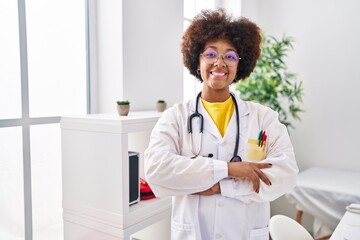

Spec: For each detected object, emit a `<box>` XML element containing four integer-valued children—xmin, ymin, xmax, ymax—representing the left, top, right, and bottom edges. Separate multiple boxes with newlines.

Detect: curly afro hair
<box><xmin>181</xmin><ymin>9</ymin><xmax>261</xmax><ymax>83</ymax></box>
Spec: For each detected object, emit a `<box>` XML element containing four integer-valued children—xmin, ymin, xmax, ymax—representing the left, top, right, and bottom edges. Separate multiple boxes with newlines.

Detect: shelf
<box><xmin>61</xmin><ymin>112</ymin><xmax>170</xmax><ymax>239</ymax></box>
<box><xmin>61</xmin><ymin>111</ymin><xmax>162</xmax><ymax>134</ymax></box>
<box><xmin>63</xmin><ymin>197</ymin><xmax>171</xmax><ymax>237</ymax></box>
<box><xmin>126</xmin><ymin>197</ymin><xmax>171</xmax><ymax>227</ymax></box>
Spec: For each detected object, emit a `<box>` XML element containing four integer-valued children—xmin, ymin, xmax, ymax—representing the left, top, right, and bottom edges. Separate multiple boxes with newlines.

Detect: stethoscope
<box><xmin>187</xmin><ymin>92</ymin><xmax>241</xmax><ymax>161</ymax></box>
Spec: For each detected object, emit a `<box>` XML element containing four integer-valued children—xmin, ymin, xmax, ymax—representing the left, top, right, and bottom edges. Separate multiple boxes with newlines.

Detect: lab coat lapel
<box><xmin>235</xmin><ymin>94</ymin><xmax>250</xmax><ymax>119</ymax></box>
<box><xmin>197</xmin><ymin>99</ymin><xmax>222</xmax><ymax>139</ymax></box>
<box><xmin>223</xmin><ymin>94</ymin><xmax>250</xmax><ymax>156</ymax></box>
<box><xmin>223</xmin><ymin>111</ymin><xmax>236</xmax><ymax>140</ymax></box>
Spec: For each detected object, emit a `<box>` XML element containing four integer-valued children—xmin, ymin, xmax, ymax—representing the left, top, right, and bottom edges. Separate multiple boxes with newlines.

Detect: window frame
<box><xmin>0</xmin><ymin>0</ymin><xmax>90</xmax><ymax>238</ymax></box>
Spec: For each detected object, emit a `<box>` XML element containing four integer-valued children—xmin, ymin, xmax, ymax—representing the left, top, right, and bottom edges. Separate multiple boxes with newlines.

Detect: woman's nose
<box><xmin>214</xmin><ymin>55</ymin><xmax>226</xmax><ymax>67</ymax></box>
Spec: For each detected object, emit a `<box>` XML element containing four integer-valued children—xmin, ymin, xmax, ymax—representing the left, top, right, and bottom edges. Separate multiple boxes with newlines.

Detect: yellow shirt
<box><xmin>201</xmin><ymin>97</ymin><xmax>234</xmax><ymax>137</ymax></box>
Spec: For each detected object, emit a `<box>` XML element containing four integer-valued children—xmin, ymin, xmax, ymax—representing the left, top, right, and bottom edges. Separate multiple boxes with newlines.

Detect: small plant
<box><xmin>157</xmin><ymin>100</ymin><xmax>166</xmax><ymax>103</ymax></box>
<box><xmin>236</xmin><ymin>33</ymin><xmax>304</xmax><ymax>129</ymax></box>
<box><xmin>116</xmin><ymin>100</ymin><xmax>130</xmax><ymax>105</ymax></box>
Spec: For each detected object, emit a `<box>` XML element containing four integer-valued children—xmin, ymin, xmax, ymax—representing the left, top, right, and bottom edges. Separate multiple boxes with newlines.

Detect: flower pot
<box><xmin>117</xmin><ymin>104</ymin><xmax>130</xmax><ymax>116</ymax></box>
<box><xmin>156</xmin><ymin>102</ymin><xmax>167</xmax><ymax>112</ymax></box>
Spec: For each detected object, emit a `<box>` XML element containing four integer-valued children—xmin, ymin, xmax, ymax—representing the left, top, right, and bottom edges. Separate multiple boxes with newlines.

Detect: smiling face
<box><xmin>198</xmin><ymin>39</ymin><xmax>239</xmax><ymax>102</ymax></box>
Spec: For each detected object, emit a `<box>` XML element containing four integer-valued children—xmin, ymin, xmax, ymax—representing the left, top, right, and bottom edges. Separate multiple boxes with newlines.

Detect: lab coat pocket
<box><xmin>250</xmin><ymin>226</ymin><xmax>269</xmax><ymax>240</ymax></box>
<box><xmin>247</xmin><ymin>139</ymin><xmax>266</xmax><ymax>161</ymax></box>
<box><xmin>171</xmin><ymin>220</ymin><xmax>196</xmax><ymax>240</ymax></box>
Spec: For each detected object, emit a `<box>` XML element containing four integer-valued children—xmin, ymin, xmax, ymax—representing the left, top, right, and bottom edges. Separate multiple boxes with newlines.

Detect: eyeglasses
<box><xmin>200</xmin><ymin>50</ymin><xmax>240</xmax><ymax>66</ymax></box>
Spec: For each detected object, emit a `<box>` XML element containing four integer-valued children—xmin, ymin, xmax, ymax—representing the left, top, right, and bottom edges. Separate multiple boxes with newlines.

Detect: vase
<box><xmin>156</xmin><ymin>102</ymin><xmax>167</xmax><ymax>112</ymax></box>
<box><xmin>117</xmin><ymin>104</ymin><xmax>130</xmax><ymax>116</ymax></box>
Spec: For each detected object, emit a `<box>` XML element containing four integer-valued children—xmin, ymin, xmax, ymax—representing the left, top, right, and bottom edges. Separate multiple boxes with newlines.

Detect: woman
<box><xmin>145</xmin><ymin>9</ymin><xmax>298</xmax><ymax>240</ymax></box>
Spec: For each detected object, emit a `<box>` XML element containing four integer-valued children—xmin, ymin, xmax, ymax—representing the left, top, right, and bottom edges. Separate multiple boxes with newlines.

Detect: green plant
<box><xmin>116</xmin><ymin>100</ymin><xmax>130</xmax><ymax>105</ymax></box>
<box><xmin>157</xmin><ymin>100</ymin><xmax>166</xmax><ymax>103</ymax></box>
<box><xmin>236</xmin><ymin>33</ymin><xmax>304</xmax><ymax>129</ymax></box>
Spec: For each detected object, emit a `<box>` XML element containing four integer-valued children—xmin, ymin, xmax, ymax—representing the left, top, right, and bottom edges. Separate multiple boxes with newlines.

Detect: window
<box><xmin>0</xmin><ymin>1</ymin><xmax>22</xmax><ymax>119</ymax></box>
<box><xmin>26</xmin><ymin>0</ymin><xmax>87</xmax><ymax>118</ymax></box>
<box><xmin>0</xmin><ymin>1</ymin><xmax>88</xmax><ymax>239</ymax></box>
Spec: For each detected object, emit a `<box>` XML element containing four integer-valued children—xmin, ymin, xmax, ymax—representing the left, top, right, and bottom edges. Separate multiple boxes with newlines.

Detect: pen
<box><xmin>258</xmin><ymin>130</ymin><xmax>263</xmax><ymax>146</ymax></box>
<box><xmin>261</xmin><ymin>131</ymin><xmax>267</xmax><ymax>148</ymax></box>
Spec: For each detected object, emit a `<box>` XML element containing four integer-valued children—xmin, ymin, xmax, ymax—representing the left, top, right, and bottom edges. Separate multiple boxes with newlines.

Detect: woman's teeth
<box><xmin>211</xmin><ymin>72</ymin><xmax>226</xmax><ymax>76</ymax></box>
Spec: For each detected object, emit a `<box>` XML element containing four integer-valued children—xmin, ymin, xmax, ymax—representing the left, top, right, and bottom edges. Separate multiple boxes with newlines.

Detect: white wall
<box><xmin>95</xmin><ymin>0</ymin><xmax>124</xmax><ymax>113</ymax></box>
<box><xmin>242</xmin><ymin>0</ymin><xmax>360</xmax><ymax>232</ymax></box>
<box><xmin>122</xmin><ymin>0</ymin><xmax>184</xmax><ymax>111</ymax></box>
<box><xmin>95</xmin><ymin>0</ymin><xmax>183</xmax><ymax>113</ymax></box>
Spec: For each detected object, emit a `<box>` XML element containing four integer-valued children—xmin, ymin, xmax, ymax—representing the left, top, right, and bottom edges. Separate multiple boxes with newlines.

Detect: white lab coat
<box><xmin>144</xmin><ymin>93</ymin><xmax>298</xmax><ymax>240</ymax></box>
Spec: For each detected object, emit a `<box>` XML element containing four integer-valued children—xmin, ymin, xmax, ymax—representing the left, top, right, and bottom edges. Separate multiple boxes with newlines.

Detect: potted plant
<box><xmin>236</xmin><ymin>33</ymin><xmax>304</xmax><ymax>129</ymax></box>
<box><xmin>156</xmin><ymin>100</ymin><xmax>167</xmax><ymax>112</ymax></box>
<box><xmin>116</xmin><ymin>100</ymin><xmax>130</xmax><ymax>116</ymax></box>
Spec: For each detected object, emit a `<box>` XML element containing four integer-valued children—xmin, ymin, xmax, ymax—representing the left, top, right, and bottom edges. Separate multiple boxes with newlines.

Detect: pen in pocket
<box><xmin>261</xmin><ymin>131</ymin><xmax>267</xmax><ymax>148</ymax></box>
<box><xmin>257</xmin><ymin>130</ymin><xmax>263</xmax><ymax>146</ymax></box>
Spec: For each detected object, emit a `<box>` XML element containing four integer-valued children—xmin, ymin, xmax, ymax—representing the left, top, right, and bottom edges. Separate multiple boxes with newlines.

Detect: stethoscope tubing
<box><xmin>188</xmin><ymin>93</ymin><xmax>204</xmax><ymax>134</ymax></box>
<box><xmin>188</xmin><ymin>92</ymin><xmax>240</xmax><ymax>158</ymax></box>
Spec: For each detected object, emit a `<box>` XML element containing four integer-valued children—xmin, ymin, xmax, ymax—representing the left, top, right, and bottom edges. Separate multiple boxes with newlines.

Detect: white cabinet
<box><xmin>60</xmin><ymin>112</ymin><xmax>171</xmax><ymax>240</ymax></box>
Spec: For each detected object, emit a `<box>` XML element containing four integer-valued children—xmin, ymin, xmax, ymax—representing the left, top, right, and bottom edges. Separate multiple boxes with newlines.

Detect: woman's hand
<box><xmin>227</xmin><ymin>162</ymin><xmax>272</xmax><ymax>193</ymax></box>
<box><xmin>193</xmin><ymin>182</ymin><xmax>221</xmax><ymax>195</ymax></box>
